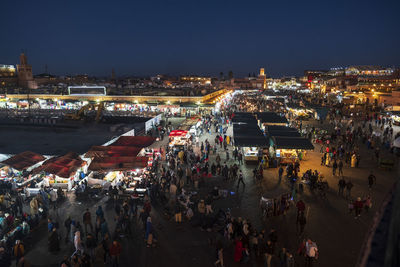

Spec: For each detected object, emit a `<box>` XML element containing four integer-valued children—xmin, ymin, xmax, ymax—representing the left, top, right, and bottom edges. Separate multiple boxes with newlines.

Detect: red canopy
<box><xmin>85</xmin><ymin>146</ymin><xmax>142</xmax><ymax>158</ymax></box>
<box><xmin>32</xmin><ymin>152</ymin><xmax>84</xmax><ymax>178</ymax></box>
<box><xmin>88</xmin><ymin>156</ymin><xmax>148</xmax><ymax>172</ymax></box>
<box><xmin>113</xmin><ymin>136</ymin><xmax>156</xmax><ymax>147</ymax></box>
<box><xmin>169</xmin><ymin>130</ymin><xmax>188</xmax><ymax>137</ymax></box>
<box><xmin>2</xmin><ymin>151</ymin><xmax>45</xmax><ymax>171</ymax></box>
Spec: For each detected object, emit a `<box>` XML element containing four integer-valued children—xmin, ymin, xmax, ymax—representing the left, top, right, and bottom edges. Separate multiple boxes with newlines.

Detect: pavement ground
<box><xmin>20</xmin><ymin>117</ymin><xmax>399</xmax><ymax>267</ymax></box>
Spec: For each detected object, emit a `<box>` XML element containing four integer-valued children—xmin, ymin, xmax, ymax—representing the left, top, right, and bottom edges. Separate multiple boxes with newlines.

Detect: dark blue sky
<box><xmin>1</xmin><ymin>0</ymin><xmax>399</xmax><ymax>77</ymax></box>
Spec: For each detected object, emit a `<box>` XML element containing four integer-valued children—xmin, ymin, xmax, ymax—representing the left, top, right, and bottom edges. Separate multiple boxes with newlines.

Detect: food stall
<box><xmin>233</xmin><ymin>123</ymin><xmax>269</xmax><ymax>163</ymax></box>
<box><xmin>390</xmin><ymin>111</ymin><xmax>400</xmax><ymax>126</ymax></box>
<box><xmin>179</xmin><ymin>116</ymin><xmax>202</xmax><ymax>135</ymax></box>
<box><xmin>141</xmin><ymin>148</ymin><xmax>161</xmax><ymax>168</ymax></box>
<box><xmin>88</xmin><ymin>156</ymin><xmax>149</xmax><ymax>199</ymax></box>
<box><xmin>31</xmin><ymin>152</ymin><xmax>86</xmax><ymax>191</ymax></box>
<box><xmin>270</xmin><ymin>136</ymin><xmax>314</xmax><ymax>164</ymax></box>
<box><xmin>0</xmin><ymin>151</ymin><xmax>47</xmax><ymax>186</ymax></box>
<box><xmin>256</xmin><ymin>112</ymin><xmax>288</xmax><ymax>130</ymax></box>
<box><xmin>169</xmin><ymin>130</ymin><xmax>191</xmax><ymax>150</ymax></box>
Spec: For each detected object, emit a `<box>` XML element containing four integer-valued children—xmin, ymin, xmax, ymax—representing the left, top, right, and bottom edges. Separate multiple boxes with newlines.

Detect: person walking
<box><xmin>354</xmin><ymin>197</ymin><xmax>364</xmax><ymax>218</ymax></box>
<box><xmin>50</xmin><ymin>189</ymin><xmax>58</xmax><ymax>211</ymax></box>
<box><xmin>214</xmin><ymin>246</ymin><xmax>224</xmax><ymax>267</ymax></box>
<box><xmin>238</xmin><ymin>152</ymin><xmax>243</xmax><ymax>165</ymax></box>
<box><xmin>82</xmin><ymin>208</ymin><xmax>93</xmax><ymax>235</ymax></box>
<box><xmin>286</xmin><ymin>251</ymin><xmax>295</xmax><ymax>267</ymax></box>
<box><xmin>368</xmin><ymin>171</ymin><xmax>376</xmax><ymax>190</ymax></box>
<box><xmin>48</xmin><ymin>228</ymin><xmax>60</xmax><ymax>253</ymax></box>
<box><xmin>233</xmin><ymin>237</ymin><xmax>244</xmax><ymax>263</ymax></box>
<box><xmin>205</xmin><ymin>195</ymin><xmax>213</xmax><ymax>215</ymax></box>
<box><xmin>74</xmin><ymin>231</ymin><xmax>84</xmax><ymax>254</ymax></box>
<box><xmin>297</xmin><ymin>213</ymin><xmax>306</xmax><ymax>234</ymax></box>
<box><xmin>85</xmin><ymin>232</ymin><xmax>96</xmax><ymax>262</ymax></box>
<box><xmin>264</xmin><ymin>240</ymin><xmax>274</xmax><ymax>267</ymax></box>
<box><xmin>15</xmin><ymin>193</ymin><xmax>24</xmax><ymax>216</ymax></box>
<box><xmin>109</xmin><ymin>240</ymin><xmax>122</xmax><ymax>267</ymax></box>
<box><xmin>305</xmin><ymin>239</ymin><xmax>318</xmax><ymax>267</ymax></box>
<box><xmin>338</xmin><ymin>177</ymin><xmax>346</xmax><ymax>196</ymax></box>
<box><xmin>338</xmin><ymin>160</ymin><xmax>344</xmax><ymax>176</ymax></box>
<box><xmin>296</xmin><ymin>200</ymin><xmax>306</xmax><ymax>220</ymax></box>
<box><xmin>364</xmin><ymin>195</ymin><xmax>372</xmax><ymax>212</ymax></box>
<box><xmin>278</xmin><ymin>166</ymin><xmax>284</xmax><ymax>180</ymax></box>
<box><xmin>237</xmin><ymin>170</ymin><xmax>245</xmax><ymax>189</ymax></box>
<box><xmin>345</xmin><ymin>180</ymin><xmax>353</xmax><ymax>199</ymax></box>
<box><xmin>29</xmin><ymin>197</ymin><xmax>38</xmax><ymax>217</ymax></box>
<box><xmin>332</xmin><ymin>160</ymin><xmax>337</xmax><ymax>176</ymax></box>
<box><xmin>96</xmin><ymin>206</ymin><xmax>104</xmax><ymax>220</ymax></box>
<box><xmin>174</xmin><ymin>202</ymin><xmax>182</xmax><ymax>223</ymax></box>
<box><xmin>64</xmin><ymin>217</ymin><xmax>71</xmax><ymax>243</ymax></box>
<box><xmin>13</xmin><ymin>240</ymin><xmax>24</xmax><ymax>266</ymax></box>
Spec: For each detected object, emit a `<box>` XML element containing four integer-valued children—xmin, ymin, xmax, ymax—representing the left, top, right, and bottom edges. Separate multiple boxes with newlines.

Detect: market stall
<box><xmin>233</xmin><ymin>123</ymin><xmax>269</xmax><ymax>163</ymax></box>
<box><xmin>270</xmin><ymin>136</ymin><xmax>314</xmax><ymax>164</ymax></box>
<box><xmin>256</xmin><ymin>112</ymin><xmax>288</xmax><ymax>129</ymax></box>
<box><xmin>179</xmin><ymin>116</ymin><xmax>202</xmax><ymax>135</ymax></box>
<box><xmin>286</xmin><ymin>103</ymin><xmax>314</xmax><ymax>120</ymax></box>
<box><xmin>111</xmin><ymin>136</ymin><xmax>156</xmax><ymax>148</ymax></box>
<box><xmin>31</xmin><ymin>152</ymin><xmax>85</xmax><ymax>191</ymax></box>
<box><xmin>169</xmin><ymin>130</ymin><xmax>192</xmax><ymax>150</ymax></box>
<box><xmin>85</xmin><ymin>146</ymin><xmax>143</xmax><ymax>158</ymax></box>
<box><xmin>1</xmin><ymin>151</ymin><xmax>46</xmax><ymax>186</ymax></box>
<box><xmin>390</xmin><ymin>111</ymin><xmax>400</xmax><ymax>126</ymax></box>
<box><xmin>88</xmin><ymin>156</ymin><xmax>149</xmax><ymax>198</ymax></box>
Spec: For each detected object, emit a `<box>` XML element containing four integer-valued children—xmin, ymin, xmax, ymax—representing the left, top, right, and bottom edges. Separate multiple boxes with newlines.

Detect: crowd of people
<box><xmin>0</xmin><ymin>90</ymin><xmax>398</xmax><ymax>267</ymax></box>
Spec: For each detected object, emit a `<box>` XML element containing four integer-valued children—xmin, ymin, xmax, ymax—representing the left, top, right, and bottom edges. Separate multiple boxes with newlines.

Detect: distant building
<box><xmin>258</xmin><ymin>68</ymin><xmax>266</xmax><ymax>89</ymax></box>
<box><xmin>180</xmin><ymin>76</ymin><xmax>212</xmax><ymax>85</ymax></box>
<box><xmin>259</xmin><ymin>68</ymin><xmax>265</xmax><ymax>77</ymax></box>
<box><xmin>0</xmin><ymin>64</ymin><xmax>18</xmax><ymax>88</ymax></box>
<box><xmin>0</xmin><ymin>64</ymin><xmax>16</xmax><ymax>77</ymax></box>
<box><xmin>17</xmin><ymin>53</ymin><xmax>37</xmax><ymax>89</ymax></box>
<box><xmin>345</xmin><ymin>66</ymin><xmax>394</xmax><ymax>76</ymax></box>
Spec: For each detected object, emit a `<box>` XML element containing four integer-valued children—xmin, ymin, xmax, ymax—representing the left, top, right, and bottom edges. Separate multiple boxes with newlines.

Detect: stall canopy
<box><xmin>85</xmin><ymin>146</ymin><xmax>142</xmax><ymax>158</ymax></box>
<box><xmin>266</xmin><ymin>126</ymin><xmax>298</xmax><ymax>132</ymax></box>
<box><xmin>273</xmin><ymin>137</ymin><xmax>314</xmax><ymax>150</ymax></box>
<box><xmin>233</xmin><ymin>121</ymin><xmax>268</xmax><ymax>147</ymax></box>
<box><xmin>232</xmin><ymin>112</ymin><xmax>258</xmax><ymax>124</ymax></box>
<box><xmin>266</xmin><ymin>126</ymin><xmax>301</xmax><ymax>138</ymax></box>
<box><xmin>234</xmin><ymin>136</ymin><xmax>269</xmax><ymax>147</ymax></box>
<box><xmin>169</xmin><ymin>130</ymin><xmax>189</xmax><ymax>137</ymax></box>
<box><xmin>1</xmin><ymin>151</ymin><xmax>45</xmax><ymax>171</ymax></box>
<box><xmin>32</xmin><ymin>152</ymin><xmax>83</xmax><ymax>178</ymax></box>
<box><xmin>112</xmin><ymin>136</ymin><xmax>156</xmax><ymax>148</ymax></box>
<box><xmin>88</xmin><ymin>156</ymin><xmax>148</xmax><ymax>172</ymax></box>
<box><xmin>233</xmin><ymin>123</ymin><xmax>264</xmax><ymax>137</ymax></box>
<box><xmin>256</xmin><ymin>112</ymin><xmax>288</xmax><ymax>124</ymax></box>
<box><xmin>268</xmin><ymin>131</ymin><xmax>301</xmax><ymax>137</ymax></box>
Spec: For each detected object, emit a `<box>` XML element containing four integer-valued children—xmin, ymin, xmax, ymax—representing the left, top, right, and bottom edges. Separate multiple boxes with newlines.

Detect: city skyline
<box><xmin>1</xmin><ymin>0</ymin><xmax>400</xmax><ymax>77</ymax></box>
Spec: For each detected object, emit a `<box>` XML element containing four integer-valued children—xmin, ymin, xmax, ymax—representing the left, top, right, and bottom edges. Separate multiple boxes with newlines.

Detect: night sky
<box><xmin>1</xmin><ymin>0</ymin><xmax>399</xmax><ymax>77</ymax></box>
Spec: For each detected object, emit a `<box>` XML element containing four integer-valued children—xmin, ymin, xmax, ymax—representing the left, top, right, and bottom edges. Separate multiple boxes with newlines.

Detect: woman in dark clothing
<box><xmin>48</xmin><ymin>228</ymin><xmax>60</xmax><ymax>252</ymax></box>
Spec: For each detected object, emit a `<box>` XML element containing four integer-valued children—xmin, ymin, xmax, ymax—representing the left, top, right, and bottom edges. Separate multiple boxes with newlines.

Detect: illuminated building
<box><xmin>258</xmin><ymin>68</ymin><xmax>266</xmax><ymax>89</ymax></box>
<box><xmin>0</xmin><ymin>64</ymin><xmax>18</xmax><ymax>88</ymax></box>
<box><xmin>180</xmin><ymin>76</ymin><xmax>212</xmax><ymax>85</ymax></box>
<box><xmin>0</xmin><ymin>64</ymin><xmax>16</xmax><ymax>77</ymax></box>
<box><xmin>259</xmin><ymin>68</ymin><xmax>265</xmax><ymax>77</ymax></box>
<box><xmin>17</xmin><ymin>53</ymin><xmax>37</xmax><ymax>89</ymax></box>
<box><xmin>345</xmin><ymin>66</ymin><xmax>394</xmax><ymax>76</ymax></box>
